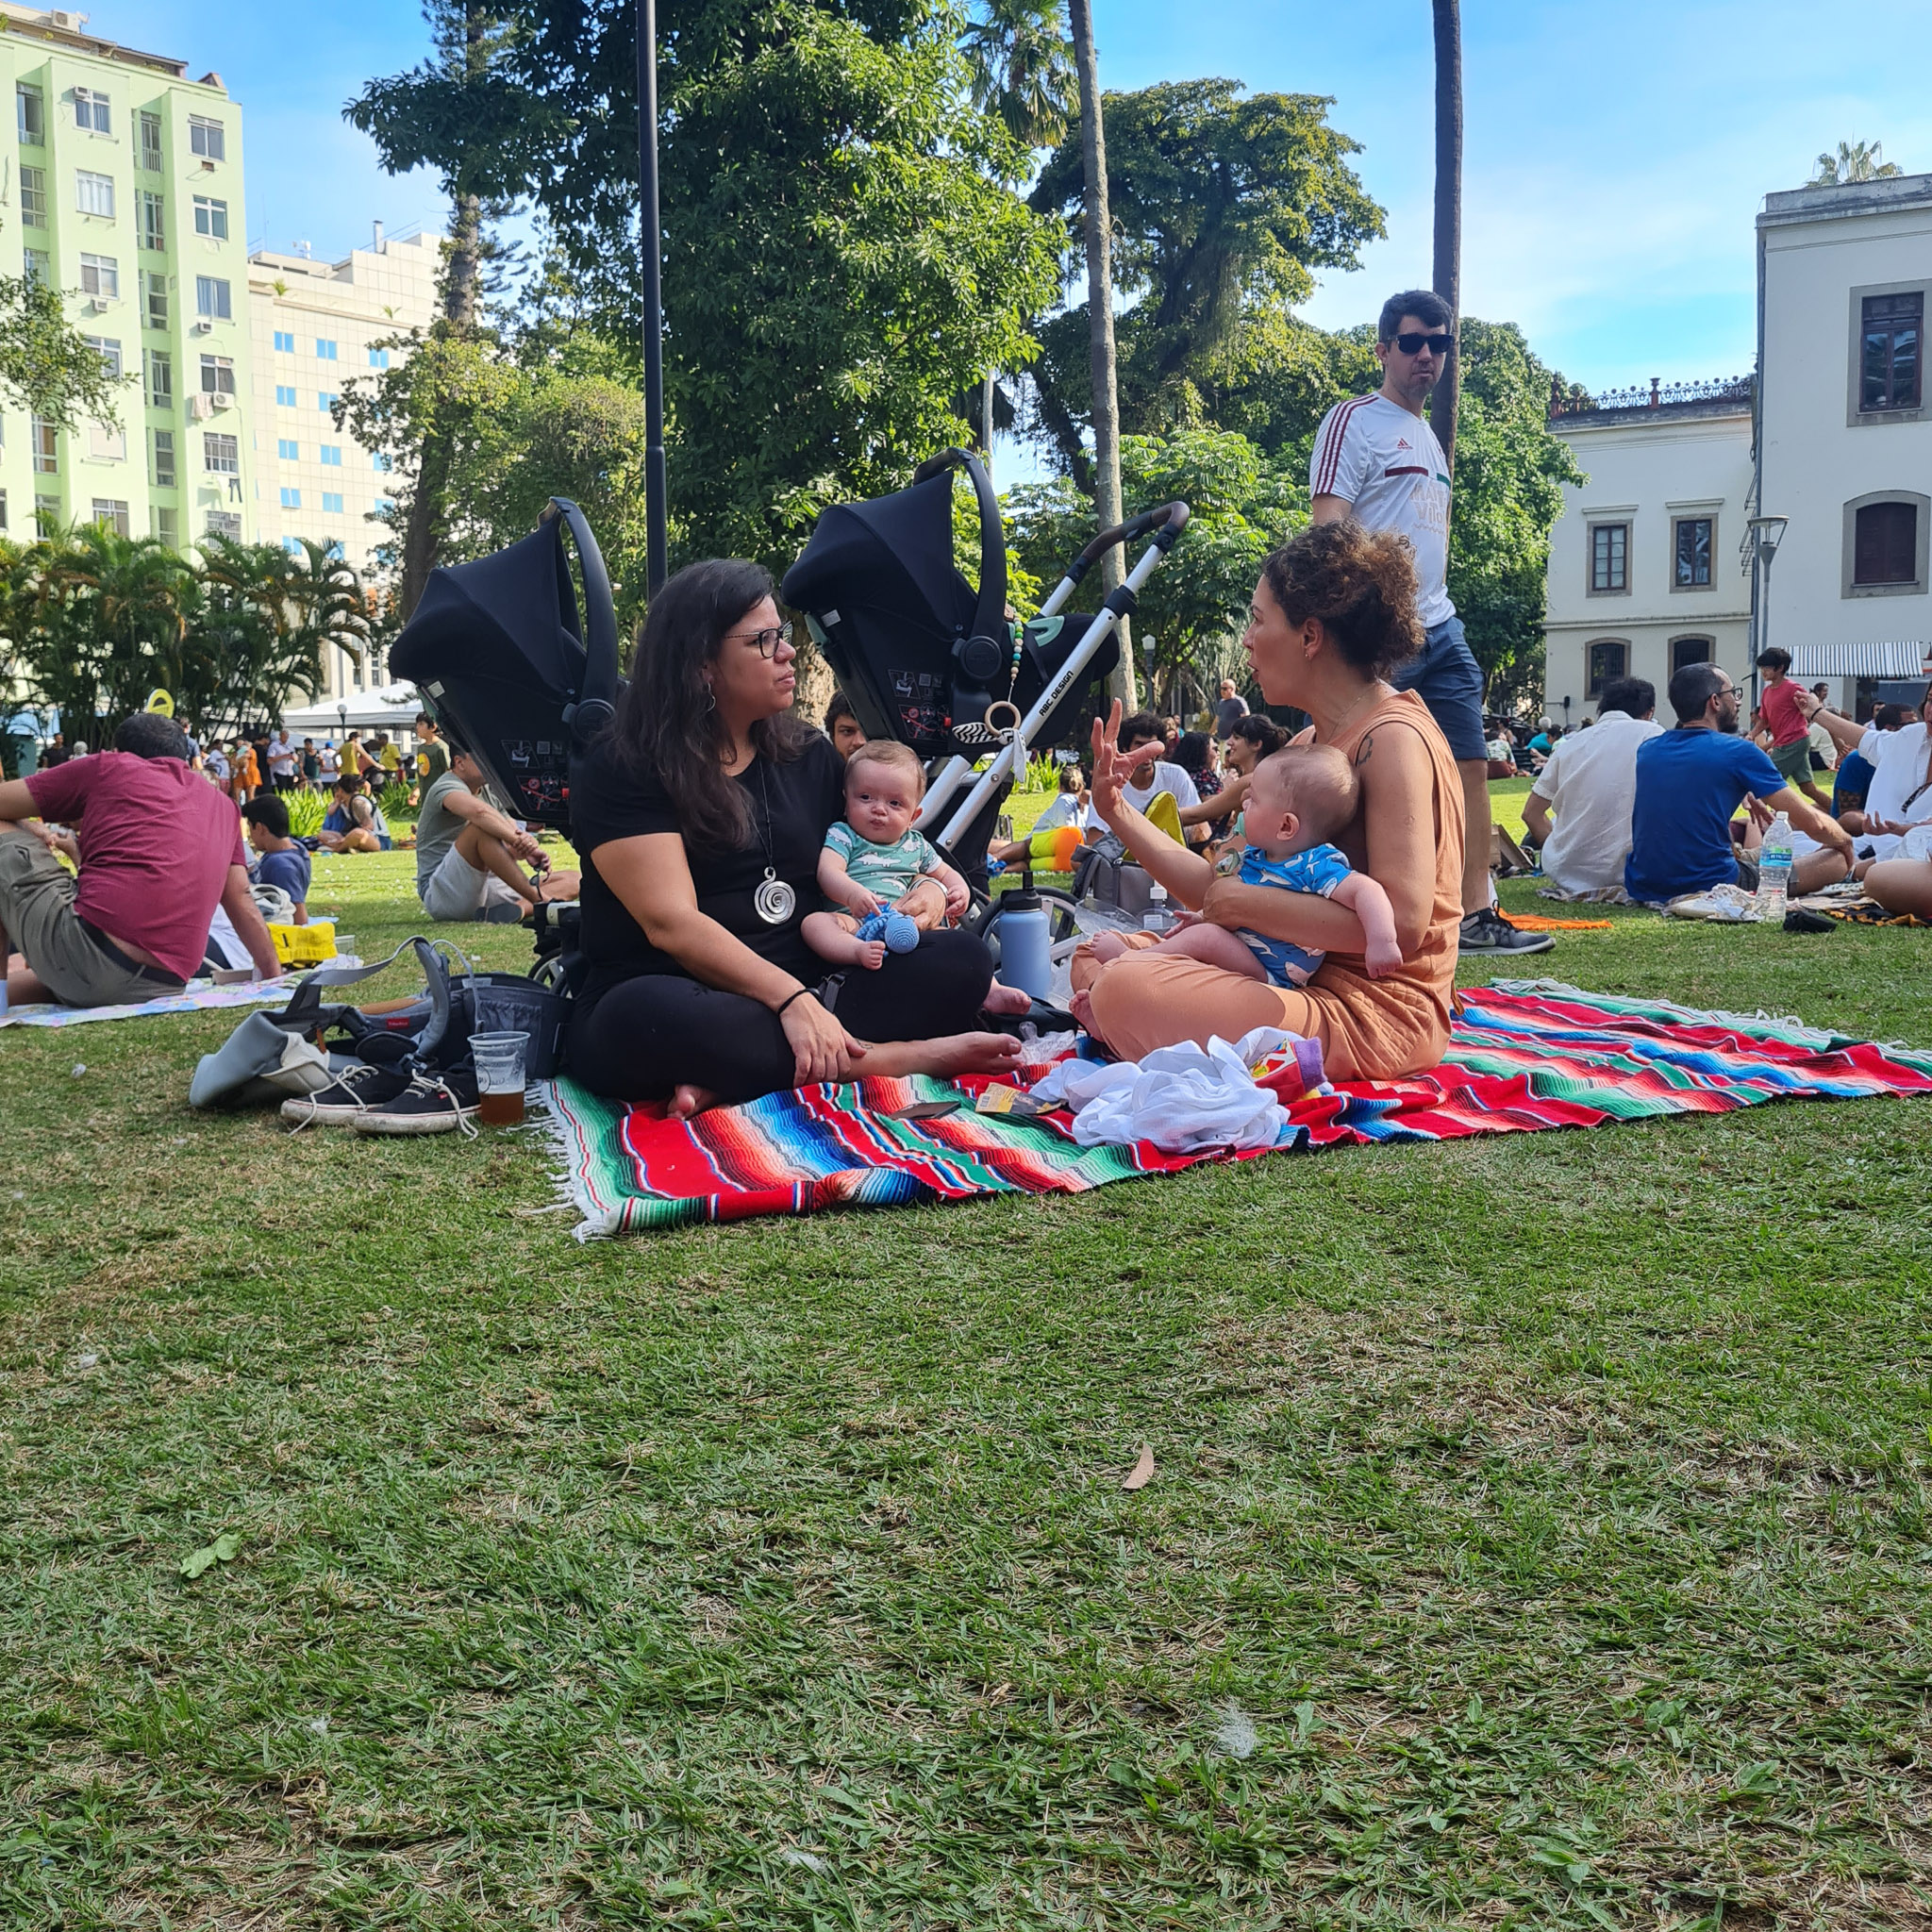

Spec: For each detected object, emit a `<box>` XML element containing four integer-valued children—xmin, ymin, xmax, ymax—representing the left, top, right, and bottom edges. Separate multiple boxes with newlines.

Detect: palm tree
<box><xmin>1810</xmin><ymin>140</ymin><xmax>1903</xmax><ymax>186</ymax></box>
<box><xmin>961</xmin><ymin>0</ymin><xmax>1075</xmax><ymax>152</ymax></box>
<box><xmin>1066</xmin><ymin>0</ymin><xmax>1135</xmax><ymax>705</ymax></box>
<box><xmin>16</xmin><ymin>524</ymin><xmax>194</xmax><ymax>741</ymax></box>
<box><xmin>193</xmin><ymin>535</ymin><xmax>335</xmax><ymax>736</ymax></box>
<box><xmin>1430</xmin><ymin>0</ymin><xmax>1462</xmax><ymax>469</ymax></box>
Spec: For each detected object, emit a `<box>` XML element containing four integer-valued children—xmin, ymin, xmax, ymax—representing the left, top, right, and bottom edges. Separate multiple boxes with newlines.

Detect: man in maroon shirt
<box><xmin>0</xmin><ymin>712</ymin><xmax>281</xmax><ymax>1006</ymax></box>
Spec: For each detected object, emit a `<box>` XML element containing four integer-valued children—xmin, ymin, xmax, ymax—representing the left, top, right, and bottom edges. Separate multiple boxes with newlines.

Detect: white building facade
<box><xmin>246</xmin><ymin>226</ymin><xmax>440</xmax><ymax>699</ymax></box>
<box><xmin>1757</xmin><ymin>174</ymin><xmax>1932</xmax><ymax>699</ymax></box>
<box><xmin>1542</xmin><ymin>384</ymin><xmax>1756</xmax><ymax>723</ymax></box>
<box><xmin>1542</xmin><ymin>169</ymin><xmax>1932</xmax><ymax>722</ymax></box>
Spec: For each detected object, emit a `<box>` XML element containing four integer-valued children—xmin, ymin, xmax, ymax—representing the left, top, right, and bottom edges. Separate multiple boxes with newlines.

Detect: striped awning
<box><xmin>1788</xmin><ymin>641</ymin><xmax>1930</xmax><ymax>677</ymax></box>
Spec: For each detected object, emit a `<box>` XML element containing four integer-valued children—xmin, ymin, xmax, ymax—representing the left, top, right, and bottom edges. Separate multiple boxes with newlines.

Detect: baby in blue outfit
<box><xmin>1098</xmin><ymin>744</ymin><xmax>1403</xmax><ymax>985</ymax></box>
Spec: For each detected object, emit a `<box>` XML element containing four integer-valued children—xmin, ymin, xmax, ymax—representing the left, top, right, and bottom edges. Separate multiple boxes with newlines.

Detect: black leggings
<box><xmin>566</xmin><ymin>929</ymin><xmax>995</xmax><ymax>1106</ymax></box>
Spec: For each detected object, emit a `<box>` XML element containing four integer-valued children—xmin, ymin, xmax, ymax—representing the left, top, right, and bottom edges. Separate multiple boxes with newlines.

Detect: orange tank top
<box><xmin>1304</xmin><ymin>686</ymin><xmax>1465</xmax><ymax>1079</ymax></box>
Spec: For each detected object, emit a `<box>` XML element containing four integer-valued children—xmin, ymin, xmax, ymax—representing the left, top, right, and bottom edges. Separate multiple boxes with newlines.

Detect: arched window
<box><xmin>1586</xmin><ymin>640</ymin><xmax>1629</xmax><ymax>697</ymax></box>
<box><xmin>1843</xmin><ymin>492</ymin><xmax>1929</xmax><ymax>596</ymax></box>
<box><xmin>1670</xmin><ymin>637</ymin><xmax>1713</xmax><ymax>675</ymax></box>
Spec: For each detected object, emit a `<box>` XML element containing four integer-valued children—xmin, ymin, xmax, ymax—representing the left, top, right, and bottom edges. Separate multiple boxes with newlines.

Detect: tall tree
<box><xmin>1430</xmin><ymin>0</ymin><xmax>1462</xmax><ymax>467</ymax></box>
<box><xmin>453</xmin><ymin>0</ymin><xmax>1059</xmax><ymax>575</ymax></box>
<box><xmin>1065</xmin><ymin>0</ymin><xmax>1132</xmax><ymax>703</ymax></box>
<box><xmin>1028</xmin><ymin>81</ymin><xmax>1383</xmax><ymax>464</ymax></box>
<box><xmin>0</xmin><ymin>273</ymin><xmax>126</xmax><ymax>431</ymax></box>
<box><xmin>346</xmin><ymin>2</ymin><xmax>550</xmax><ymax>610</ymax></box>
<box><xmin>961</xmin><ymin>0</ymin><xmax>1075</xmax><ymax>151</ymax></box>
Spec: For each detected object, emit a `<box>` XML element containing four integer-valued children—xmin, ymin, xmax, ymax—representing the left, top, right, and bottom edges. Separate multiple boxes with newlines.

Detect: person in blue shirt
<box><xmin>241</xmin><ymin>793</ymin><xmax>313</xmax><ymax>922</ymax></box>
<box><xmin>1625</xmin><ymin>662</ymin><xmax>1854</xmax><ymax>903</ymax></box>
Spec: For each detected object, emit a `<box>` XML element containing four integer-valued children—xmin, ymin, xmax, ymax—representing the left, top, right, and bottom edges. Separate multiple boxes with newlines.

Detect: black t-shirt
<box><xmin>569</xmin><ymin>732</ymin><xmax>846</xmax><ymax>1009</ymax></box>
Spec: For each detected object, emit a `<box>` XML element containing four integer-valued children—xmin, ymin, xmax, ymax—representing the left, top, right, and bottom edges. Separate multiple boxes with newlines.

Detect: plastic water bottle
<box><xmin>1755</xmin><ymin>811</ymin><xmax>1794</xmax><ymax>922</ymax></box>
<box><xmin>1142</xmin><ymin>883</ymin><xmax>1175</xmax><ymax>936</ymax></box>
<box><xmin>998</xmin><ymin>871</ymin><xmax>1052</xmax><ymax>999</ymax></box>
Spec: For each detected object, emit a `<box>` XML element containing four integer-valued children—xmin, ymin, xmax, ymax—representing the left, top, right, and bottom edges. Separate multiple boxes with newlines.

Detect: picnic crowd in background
<box><xmin>3</xmin><ymin>288</ymin><xmax>1931</xmax><ymax>1112</ymax></box>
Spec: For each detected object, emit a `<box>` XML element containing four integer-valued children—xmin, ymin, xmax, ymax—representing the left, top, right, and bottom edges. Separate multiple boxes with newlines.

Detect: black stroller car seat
<box><xmin>390</xmin><ymin>498</ymin><xmax>619</xmax><ymax>834</ymax></box>
<box><xmin>781</xmin><ymin>448</ymin><xmax>1118</xmax><ymax>880</ymax></box>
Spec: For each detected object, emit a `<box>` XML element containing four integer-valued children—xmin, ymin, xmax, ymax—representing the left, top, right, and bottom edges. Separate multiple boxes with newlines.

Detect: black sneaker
<box><xmin>1458</xmin><ymin>907</ymin><xmax>1557</xmax><ymax>956</ymax></box>
<box><xmin>279</xmin><ymin>1061</ymin><xmax>411</xmax><ymax>1127</ymax></box>
<box><xmin>350</xmin><ymin>1068</ymin><xmax>481</xmax><ymax>1136</ymax></box>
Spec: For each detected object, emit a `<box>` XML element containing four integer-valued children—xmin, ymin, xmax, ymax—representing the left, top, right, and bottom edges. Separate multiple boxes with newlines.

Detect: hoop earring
<box><xmin>704</xmin><ymin>684</ymin><xmax>716</xmax><ymax>713</ymax></box>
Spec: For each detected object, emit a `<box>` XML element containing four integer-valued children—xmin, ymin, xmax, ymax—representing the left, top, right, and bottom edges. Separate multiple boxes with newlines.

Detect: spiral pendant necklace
<box><xmin>751</xmin><ymin>759</ymin><xmax>796</xmax><ymax>926</ymax></box>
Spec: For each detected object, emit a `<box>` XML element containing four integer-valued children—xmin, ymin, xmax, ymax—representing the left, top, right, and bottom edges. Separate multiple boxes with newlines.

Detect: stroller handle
<box><xmin>909</xmin><ymin>447</ymin><xmax>1007</xmax><ymax>650</ymax></box>
<box><xmin>1060</xmin><ymin>500</ymin><xmax>1191</xmax><ymax>590</ymax></box>
<box><xmin>541</xmin><ymin>496</ymin><xmax>621</xmax><ymax>741</ymax></box>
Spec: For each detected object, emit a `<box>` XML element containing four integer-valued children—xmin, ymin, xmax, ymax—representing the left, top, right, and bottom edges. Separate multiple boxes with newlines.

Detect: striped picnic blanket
<box><xmin>538</xmin><ymin>980</ymin><xmax>1932</xmax><ymax>1237</ymax></box>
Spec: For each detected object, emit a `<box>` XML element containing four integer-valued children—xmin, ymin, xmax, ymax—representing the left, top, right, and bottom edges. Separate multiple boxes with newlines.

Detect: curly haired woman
<box><xmin>1070</xmin><ymin>520</ymin><xmax>1466</xmax><ymax>1081</ymax></box>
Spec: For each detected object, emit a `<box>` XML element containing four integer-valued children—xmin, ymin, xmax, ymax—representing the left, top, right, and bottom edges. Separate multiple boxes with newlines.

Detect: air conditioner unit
<box><xmin>210</xmin><ymin>391</ymin><xmax>231</xmax><ymax>410</ymax></box>
<box><xmin>200</xmin><ymin>158</ymin><xmax>216</xmax><ymax>173</ymax></box>
<box><xmin>192</xmin><ymin>320</ymin><xmax>212</xmax><ymax>334</ymax></box>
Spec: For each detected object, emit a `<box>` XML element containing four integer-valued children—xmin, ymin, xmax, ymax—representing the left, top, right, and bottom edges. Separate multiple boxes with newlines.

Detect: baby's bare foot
<box><xmin>1070</xmin><ymin>987</ymin><xmax>1097</xmax><ymax>1032</ymax></box>
<box><xmin>668</xmin><ymin>1082</ymin><xmax>721</xmax><ymax>1119</ymax></box>
<box><xmin>1090</xmin><ymin>932</ymin><xmax>1129</xmax><ymax>963</ymax></box>
<box><xmin>983</xmin><ymin>979</ymin><xmax>1033</xmax><ymax>1015</ymax></box>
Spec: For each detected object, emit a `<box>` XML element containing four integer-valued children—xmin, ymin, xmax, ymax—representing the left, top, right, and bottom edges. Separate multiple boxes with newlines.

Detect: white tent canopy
<box><xmin>279</xmin><ymin>685</ymin><xmax>423</xmax><ymax>738</ymax></box>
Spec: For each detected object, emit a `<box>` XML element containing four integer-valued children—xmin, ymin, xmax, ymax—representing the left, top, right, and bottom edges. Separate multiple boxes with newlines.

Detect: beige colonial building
<box><xmin>1542</xmin><ymin>170</ymin><xmax>1932</xmax><ymax>723</ymax></box>
<box><xmin>246</xmin><ymin>226</ymin><xmax>440</xmax><ymax>697</ymax></box>
<box><xmin>1542</xmin><ymin>381</ymin><xmax>1755</xmax><ymax>724</ymax></box>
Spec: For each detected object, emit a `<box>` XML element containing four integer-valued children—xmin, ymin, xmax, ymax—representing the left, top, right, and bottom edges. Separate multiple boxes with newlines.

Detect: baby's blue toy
<box><xmin>856</xmin><ymin>910</ymin><xmax>921</xmax><ymax>953</ymax></box>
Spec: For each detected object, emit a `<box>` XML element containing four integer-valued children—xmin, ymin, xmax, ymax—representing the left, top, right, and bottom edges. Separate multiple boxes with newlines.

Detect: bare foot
<box><xmin>1070</xmin><ymin>987</ymin><xmax>1096</xmax><ymax>1033</ymax></box>
<box><xmin>1089</xmin><ymin>931</ymin><xmax>1130</xmax><ymax>964</ymax></box>
<box><xmin>983</xmin><ymin>979</ymin><xmax>1033</xmax><ymax>1015</ymax></box>
<box><xmin>854</xmin><ymin>1031</ymin><xmax>1024</xmax><ymax>1083</ymax></box>
<box><xmin>667</xmin><ymin>1082</ymin><xmax>721</xmax><ymax>1119</ymax></box>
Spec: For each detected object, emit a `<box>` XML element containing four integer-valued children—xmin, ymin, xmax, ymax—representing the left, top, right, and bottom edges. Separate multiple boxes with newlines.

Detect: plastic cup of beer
<box><xmin>470</xmin><ymin>1030</ymin><xmax>529</xmax><ymax>1126</ymax></box>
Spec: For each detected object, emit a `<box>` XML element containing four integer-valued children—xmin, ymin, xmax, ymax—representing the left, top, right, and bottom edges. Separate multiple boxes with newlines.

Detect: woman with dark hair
<box><xmin>1070</xmin><ymin>520</ymin><xmax>1465</xmax><ymax>1080</ymax></box>
<box><xmin>1174</xmin><ymin>710</ymin><xmax>1287</xmax><ymax>837</ymax></box>
<box><xmin>567</xmin><ymin>559</ymin><xmax>1023</xmax><ymax>1113</ymax></box>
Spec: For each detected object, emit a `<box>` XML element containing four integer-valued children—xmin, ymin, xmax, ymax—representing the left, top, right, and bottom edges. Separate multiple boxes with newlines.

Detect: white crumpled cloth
<box><xmin>1029</xmin><ymin>1026</ymin><xmax>1293</xmax><ymax>1154</ymax></box>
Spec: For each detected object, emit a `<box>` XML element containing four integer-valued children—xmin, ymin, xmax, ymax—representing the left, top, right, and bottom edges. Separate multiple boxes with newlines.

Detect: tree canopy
<box><xmin>351</xmin><ymin>0</ymin><xmax>1062</xmax><ymax>573</ymax></box>
<box><xmin>1025</xmin><ymin>79</ymin><xmax>1384</xmax><ymax>477</ymax></box>
<box><xmin>0</xmin><ymin>273</ymin><xmax>127</xmax><ymax>431</ymax></box>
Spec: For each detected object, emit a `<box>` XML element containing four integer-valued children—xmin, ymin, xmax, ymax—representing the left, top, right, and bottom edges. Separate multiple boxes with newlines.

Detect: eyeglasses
<box><xmin>727</xmin><ymin>625</ymin><xmax>788</xmax><ymax>659</ymax></box>
<box><xmin>1392</xmin><ymin>331</ymin><xmax>1455</xmax><ymax>356</ymax></box>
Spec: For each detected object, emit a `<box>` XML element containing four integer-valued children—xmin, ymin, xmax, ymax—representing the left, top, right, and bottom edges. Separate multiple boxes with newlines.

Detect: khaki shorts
<box><xmin>0</xmin><ymin>826</ymin><xmax>188</xmax><ymax>1005</ymax></box>
<box><xmin>1769</xmin><ymin>739</ymin><xmax>1814</xmax><ymax>784</ymax></box>
<box><xmin>418</xmin><ymin>841</ymin><xmax>526</xmax><ymax>923</ymax></box>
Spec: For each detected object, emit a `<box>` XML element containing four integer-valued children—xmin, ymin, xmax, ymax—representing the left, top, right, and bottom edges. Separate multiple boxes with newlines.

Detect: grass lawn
<box><xmin>7</xmin><ymin>783</ymin><xmax>1932</xmax><ymax>1928</ymax></box>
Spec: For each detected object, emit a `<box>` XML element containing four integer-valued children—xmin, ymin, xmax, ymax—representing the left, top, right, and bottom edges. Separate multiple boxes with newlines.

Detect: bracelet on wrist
<box><xmin>775</xmin><ymin>986</ymin><xmax>813</xmax><ymax>1015</ymax></box>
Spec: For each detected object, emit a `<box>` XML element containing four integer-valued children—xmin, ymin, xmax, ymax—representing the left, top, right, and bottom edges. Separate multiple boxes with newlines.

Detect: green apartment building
<box><xmin>0</xmin><ymin>3</ymin><xmax>254</xmax><ymax>549</ymax></box>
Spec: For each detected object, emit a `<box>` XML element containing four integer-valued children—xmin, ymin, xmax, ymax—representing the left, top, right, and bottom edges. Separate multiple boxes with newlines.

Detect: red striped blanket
<box><xmin>539</xmin><ymin>980</ymin><xmax>1932</xmax><ymax>1236</ymax></box>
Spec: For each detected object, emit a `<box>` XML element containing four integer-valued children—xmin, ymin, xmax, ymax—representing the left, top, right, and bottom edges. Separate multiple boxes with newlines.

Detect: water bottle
<box><xmin>1755</xmin><ymin>811</ymin><xmax>1794</xmax><ymax>922</ymax></box>
<box><xmin>1141</xmin><ymin>882</ymin><xmax>1175</xmax><ymax>936</ymax></box>
<box><xmin>998</xmin><ymin>871</ymin><xmax>1052</xmax><ymax>999</ymax></box>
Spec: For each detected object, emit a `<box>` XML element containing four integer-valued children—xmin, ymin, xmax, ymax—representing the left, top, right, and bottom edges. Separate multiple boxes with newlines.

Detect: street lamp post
<box><xmin>637</xmin><ymin>0</ymin><xmax>667</xmax><ymax>601</ymax></box>
<box><xmin>1747</xmin><ymin>513</ymin><xmax>1790</xmax><ymax>708</ymax></box>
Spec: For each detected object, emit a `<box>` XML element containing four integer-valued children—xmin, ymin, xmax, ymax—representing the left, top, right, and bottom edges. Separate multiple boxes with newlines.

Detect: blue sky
<box><xmin>108</xmin><ymin>0</ymin><xmax>1932</xmax><ymax>392</ymax></box>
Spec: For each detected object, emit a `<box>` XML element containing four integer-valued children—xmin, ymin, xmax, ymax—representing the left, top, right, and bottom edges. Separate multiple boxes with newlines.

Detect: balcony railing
<box><xmin>1549</xmin><ymin>374</ymin><xmax>1755</xmax><ymax>419</ymax></box>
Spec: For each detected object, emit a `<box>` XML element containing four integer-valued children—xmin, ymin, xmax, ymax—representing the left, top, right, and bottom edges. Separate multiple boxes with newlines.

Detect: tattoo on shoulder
<box><xmin>1355</xmin><ymin>731</ymin><xmax>1374</xmax><ymax>768</ymax></box>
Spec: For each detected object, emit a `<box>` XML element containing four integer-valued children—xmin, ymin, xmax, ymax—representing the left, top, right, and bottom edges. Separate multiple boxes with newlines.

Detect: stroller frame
<box><xmin>919</xmin><ymin>492</ymin><xmax>1191</xmax><ymax>852</ymax></box>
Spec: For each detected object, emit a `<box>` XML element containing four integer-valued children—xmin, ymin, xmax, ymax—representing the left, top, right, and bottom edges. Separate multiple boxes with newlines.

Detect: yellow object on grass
<box><xmin>268</xmin><ymin>921</ymin><xmax>338</xmax><ymax>966</ymax></box>
<box><xmin>1143</xmin><ymin>791</ymin><xmax>1184</xmax><ymax>845</ymax></box>
<box><xmin>1023</xmin><ymin>823</ymin><xmax>1086</xmax><ymax>871</ymax></box>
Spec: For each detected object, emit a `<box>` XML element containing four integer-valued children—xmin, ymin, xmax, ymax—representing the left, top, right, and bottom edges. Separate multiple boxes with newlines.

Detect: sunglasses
<box><xmin>1392</xmin><ymin>331</ymin><xmax>1455</xmax><ymax>356</ymax></box>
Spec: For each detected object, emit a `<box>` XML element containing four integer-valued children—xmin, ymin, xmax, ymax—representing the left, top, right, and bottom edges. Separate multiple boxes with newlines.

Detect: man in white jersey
<box><xmin>1309</xmin><ymin>289</ymin><xmax>1552</xmax><ymax>957</ymax></box>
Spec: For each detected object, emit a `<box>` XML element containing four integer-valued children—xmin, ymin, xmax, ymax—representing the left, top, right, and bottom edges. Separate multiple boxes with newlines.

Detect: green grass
<box><xmin>7</xmin><ymin>789</ymin><xmax>1932</xmax><ymax>1928</ymax></box>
